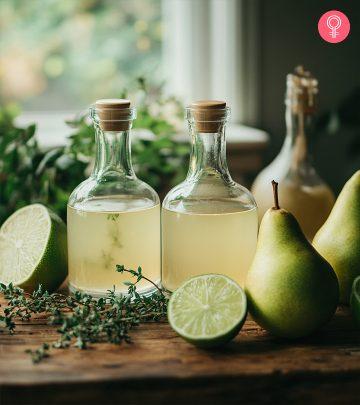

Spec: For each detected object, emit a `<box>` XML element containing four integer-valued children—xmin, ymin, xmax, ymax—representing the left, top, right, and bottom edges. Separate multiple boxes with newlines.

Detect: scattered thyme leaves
<box><xmin>25</xmin><ymin>343</ymin><xmax>50</xmax><ymax>364</ymax></box>
<box><xmin>0</xmin><ymin>267</ymin><xmax>168</xmax><ymax>363</ymax></box>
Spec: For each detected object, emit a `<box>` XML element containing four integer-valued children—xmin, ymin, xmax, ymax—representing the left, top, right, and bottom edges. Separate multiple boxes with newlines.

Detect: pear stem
<box><xmin>272</xmin><ymin>180</ymin><xmax>280</xmax><ymax>210</ymax></box>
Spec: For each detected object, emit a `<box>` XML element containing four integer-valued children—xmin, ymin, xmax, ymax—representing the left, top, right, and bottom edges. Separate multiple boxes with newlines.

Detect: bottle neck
<box><xmin>93</xmin><ymin>126</ymin><xmax>135</xmax><ymax>179</ymax></box>
<box><xmin>186</xmin><ymin>126</ymin><xmax>231</xmax><ymax>181</ymax></box>
<box><xmin>284</xmin><ymin>103</ymin><xmax>314</xmax><ymax>171</ymax></box>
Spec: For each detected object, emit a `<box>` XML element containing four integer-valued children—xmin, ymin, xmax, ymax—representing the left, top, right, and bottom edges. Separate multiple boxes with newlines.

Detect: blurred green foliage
<box><xmin>0</xmin><ymin>0</ymin><xmax>162</xmax><ymax>110</ymax></box>
<box><xmin>0</xmin><ymin>80</ymin><xmax>189</xmax><ymax>224</ymax></box>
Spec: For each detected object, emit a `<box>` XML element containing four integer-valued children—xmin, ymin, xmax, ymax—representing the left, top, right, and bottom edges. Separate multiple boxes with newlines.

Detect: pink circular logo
<box><xmin>318</xmin><ymin>10</ymin><xmax>350</xmax><ymax>43</ymax></box>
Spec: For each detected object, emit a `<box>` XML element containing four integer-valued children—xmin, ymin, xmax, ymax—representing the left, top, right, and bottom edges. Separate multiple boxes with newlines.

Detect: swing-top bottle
<box><xmin>252</xmin><ymin>67</ymin><xmax>335</xmax><ymax>240</ymax></box>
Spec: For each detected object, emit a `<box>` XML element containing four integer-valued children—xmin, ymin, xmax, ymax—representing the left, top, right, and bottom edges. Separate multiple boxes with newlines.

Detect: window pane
<box><xmin>0</xmin><ymin>0</ymin><xmax>162</xmax><ymax>110</ymax></box>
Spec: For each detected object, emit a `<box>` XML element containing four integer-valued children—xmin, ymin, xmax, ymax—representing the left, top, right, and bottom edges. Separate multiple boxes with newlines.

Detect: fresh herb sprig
<box><xmin>0</xmin><ymin>78</ymin><xmax>189</xmax><ymax>224</ymax></box>
<box><xmin>0</xmin><ymin>266</ymin><xmax>168</xmax><ymax>363</ymax></box>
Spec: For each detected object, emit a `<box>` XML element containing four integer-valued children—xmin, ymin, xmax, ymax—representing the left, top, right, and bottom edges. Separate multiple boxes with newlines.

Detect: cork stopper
<box><xmin>286</xmin><ymin>66</ymin><xmax>318</xmax><ymax>114</ymax></box>
<box><xmin>187</xmin><ymin>100</ymin><xmax>229</xmax><ymax>133</ymax></box>
<box><xmin>94</xmin><ymin>99</ymin><xmax>135</xmax><ymax>131</ymax></box>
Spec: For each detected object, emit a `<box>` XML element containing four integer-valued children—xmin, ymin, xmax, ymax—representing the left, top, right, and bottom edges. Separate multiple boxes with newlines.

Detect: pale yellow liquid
<box><xmin>253</xmin><ymin>181</ymin><xmax>335</xmax><ymax>240</ymax></box>
<box><xmin>162</xmin><ymin>203</ymin><xmax>258</xmax><ymax>291</ymax></box>
<box><xmin>67</xmin><ymin>198</ymin><xmax>160</xmax><ymax>296</ymax></box>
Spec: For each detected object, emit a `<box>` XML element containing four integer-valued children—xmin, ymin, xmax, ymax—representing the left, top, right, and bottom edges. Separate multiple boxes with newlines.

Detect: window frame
<box><xmin>162</xmin><ymin>0</ymin><xmax>260</xmax><ymax>125</ymax></box>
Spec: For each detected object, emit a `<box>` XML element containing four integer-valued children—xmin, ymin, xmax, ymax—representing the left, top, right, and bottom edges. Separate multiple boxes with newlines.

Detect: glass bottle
<box><xmin>162</xmin><ymin>100</ymin><xmax>258</xmax><ymax>292</ymax></box>
<box><xmin>252</xmin><ymin>66</ymin><xmax>335</xmax><ymax>240</ymax></box>
<box><xmin>67</xmin><ymin>99</ymin><xmax>160</xmax><ymax>297</ymax></box>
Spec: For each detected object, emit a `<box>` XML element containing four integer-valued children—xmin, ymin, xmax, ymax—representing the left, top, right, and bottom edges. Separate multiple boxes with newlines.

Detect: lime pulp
<box><xmin>0</xmin><ymin>204</ymin><xmax>67</xmax><ymax>292</ymax></box>
<box><xmin>168</xmin><ymin>274</ymin><xmax>247</xmax><ymax>348</ymax></box>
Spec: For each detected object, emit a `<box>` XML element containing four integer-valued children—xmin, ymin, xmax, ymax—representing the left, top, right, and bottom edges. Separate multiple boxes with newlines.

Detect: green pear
<box><xmin>313</xmin><ymin>170</ymin><xmax>360</xmax><ymax>304</ymax></box>
<box><xmin>246</xmin><ymin>181</ymin><xmax>339</xmax><ymax>339</ymax></box>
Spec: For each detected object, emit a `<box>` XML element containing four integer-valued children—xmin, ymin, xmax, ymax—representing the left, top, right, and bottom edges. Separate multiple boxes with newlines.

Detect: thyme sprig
<box><xmin>0</xmin><ymin>266</ymin><xmax>168</xmax><ymax>363</ymax></box>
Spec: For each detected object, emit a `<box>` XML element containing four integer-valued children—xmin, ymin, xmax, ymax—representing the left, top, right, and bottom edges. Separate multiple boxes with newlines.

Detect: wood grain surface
<box><xmin>0</xmin><ymin>299</ymin><xmax>359</xmax><ymax>405</ymax></box>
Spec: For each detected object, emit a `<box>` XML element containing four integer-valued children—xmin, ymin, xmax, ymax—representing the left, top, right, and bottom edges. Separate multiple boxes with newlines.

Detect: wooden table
<box><xmin>0</xmin><ymin>302</ymin><xmax>359</xmax><ymax>405</ymax></box>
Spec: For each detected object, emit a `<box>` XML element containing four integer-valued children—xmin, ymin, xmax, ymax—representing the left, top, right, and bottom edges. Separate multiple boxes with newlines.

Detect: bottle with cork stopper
<box><xmin>67</xmin><ymin>99</ymin><xmax>160</xmax><ymax>297</ymax></box>
<box><xmin>161</xmin><ymin>100</ymin><xmax>258</xmax><ymax>291</ymax></box>
<box><xmin>251</xmin><ymin>66</ymin><xmax>335</xmax><ymax>240</ymax></box>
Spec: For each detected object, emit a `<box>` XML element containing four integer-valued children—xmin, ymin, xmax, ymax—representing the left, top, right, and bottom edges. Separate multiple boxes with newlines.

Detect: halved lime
<box><xmin>0</xmin><ymin>204</ymin><xmax>67</xmax><ymax>292</ymax></box>
<box><xmin>350</xmin><ymin>276</ymin><xmax>360</xmax><ymax>326</ymax></box>
<box><xmin>168</xmin><ymin>274</ymin><xmax>247</xmax><ymax>348</ymax></box>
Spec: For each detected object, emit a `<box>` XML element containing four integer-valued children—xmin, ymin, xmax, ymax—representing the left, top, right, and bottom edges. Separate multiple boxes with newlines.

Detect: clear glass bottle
<box><xmin>67</xmin><ymin>99</ymin><xmax>160</xmax><ymax>297</ymax></box>
<box><xmin>252</xmin><ymin>67</ymin><xmax>335</xmax><ymax>240</ymax></box>
<box><xmin>162</xmin><ymin>100</ymin><xmax>258</xmax><ymax>292</ymax></box>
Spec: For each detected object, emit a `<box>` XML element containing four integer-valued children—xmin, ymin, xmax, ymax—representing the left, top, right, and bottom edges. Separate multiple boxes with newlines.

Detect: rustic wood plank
<box><xmin>0</xmin><ymin>298</ymin><xmax>359</xmax><ymax>405</ymax></box>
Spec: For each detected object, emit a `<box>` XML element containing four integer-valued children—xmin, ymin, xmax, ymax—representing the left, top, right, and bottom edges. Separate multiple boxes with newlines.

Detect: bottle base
<box><xmin>68</xmin><ymin>281</ymin><xmax>161</xmax><ymax>298</ymax></box>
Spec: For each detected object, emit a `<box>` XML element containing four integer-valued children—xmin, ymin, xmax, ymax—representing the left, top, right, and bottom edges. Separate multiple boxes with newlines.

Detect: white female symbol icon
<box><xmin>327</xmin><ymin>15</ymin><xmax>342</xmax><ymax>38</ymax></box>
<box><xmin>319</xmin><ymin>10</ymin><xmax>350</xmax><ymax>43</ymax></box>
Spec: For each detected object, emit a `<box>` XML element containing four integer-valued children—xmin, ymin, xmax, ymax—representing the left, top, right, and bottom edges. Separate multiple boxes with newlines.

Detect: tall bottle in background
<box><xmin>252</xmin><ymin>67</ymin><xmax>335</xmax><ymax>240</ymax></box>
<box><xmin>67</xmin><ymin>99</ymin><xmax>160</xmax><ymax>297</ymax></box>
<box><xmin>162</xmin><ymin>101</ymin><xmax>258</xmax><ymax>292</ymax></box>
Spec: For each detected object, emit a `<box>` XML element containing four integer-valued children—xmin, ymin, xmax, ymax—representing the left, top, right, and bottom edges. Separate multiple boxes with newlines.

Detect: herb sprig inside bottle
<box><xmin>0</xmin><ymin>266</ymin><xmax>168</xmax><ymax>363</ymax></box>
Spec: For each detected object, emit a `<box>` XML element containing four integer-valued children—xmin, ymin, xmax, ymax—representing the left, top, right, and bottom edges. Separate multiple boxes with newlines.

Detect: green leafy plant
<box><xmin>0</xmin><ymin>79</ymin><xmax>189</xmax><ymax>224</ymax></box>
<box><xmin>0</xmin><ymin>265</ymin><xmax>168</xmax><ymax>363</ymax></box>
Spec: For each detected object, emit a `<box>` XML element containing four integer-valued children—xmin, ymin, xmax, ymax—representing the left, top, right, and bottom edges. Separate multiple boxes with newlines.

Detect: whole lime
<box><xmin>350</xmin><ymin>276</ymin><xmax>360</xmax><ymax>326</ymax></box>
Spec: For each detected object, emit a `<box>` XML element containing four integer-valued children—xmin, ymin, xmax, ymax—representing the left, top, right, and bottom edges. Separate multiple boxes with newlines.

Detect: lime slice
<box><xmin>0</xmin><ymin>204</ymin><xmax>67</xmax><ymax>292</ymax></box>
<box><xmin>168</xmin><ymin>274</ymin><xmax>247</xmax><ymax>348</ymax></box>
<box><xmin>350</xmin><ymin>276</ymin><xmax>360</xmax><ymax>326</ymax></box>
